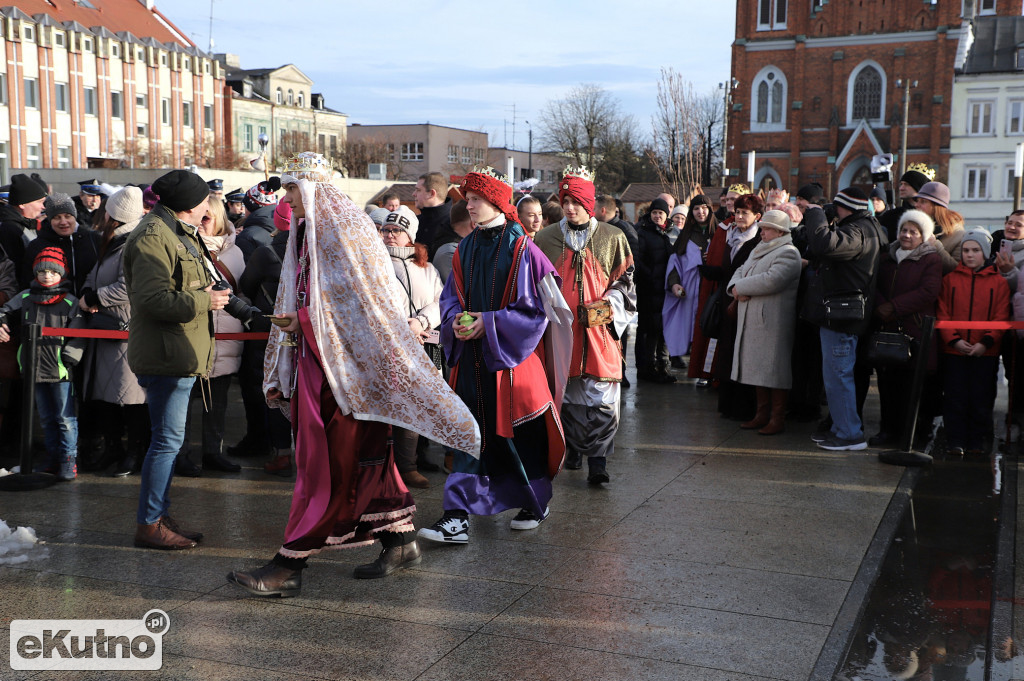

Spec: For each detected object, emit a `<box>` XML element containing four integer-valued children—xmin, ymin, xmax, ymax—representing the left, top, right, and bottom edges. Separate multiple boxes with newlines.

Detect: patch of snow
<box><xmin>0</xmin><ymin>519</ymin><xmax>48</xmax><ymax>565</ymax></box>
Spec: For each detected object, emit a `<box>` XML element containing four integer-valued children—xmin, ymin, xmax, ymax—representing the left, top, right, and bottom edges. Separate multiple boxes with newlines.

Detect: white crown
<box><xmin>470</xmin><ymin>165</ymin><xmax>511</xmax><ymax>186</ymax></box>
<box><xmin>282</xmin><ymin>152</ymin><xmax>333</xmax><ymax>182</ymax></box>
<box><xmin>562</xmin><ymin>165</ymin><xmax>595</xmax><ymax>182</ymax></box>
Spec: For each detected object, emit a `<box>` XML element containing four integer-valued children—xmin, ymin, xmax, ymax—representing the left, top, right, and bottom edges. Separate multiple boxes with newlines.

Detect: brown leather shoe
<box><xmin>227</xmin><ymin>562</ymin><xmax>302</xmax><ymax>597</ymax></box>
<box><xmin>353</xmin><ymin>540</ymin><xmax>422</xmax><ymax>579</ymax></box>
<box><xmin>161</xmin><ymin>516</ymin><xmax>203</xmax><ymax>543</ymax></box>
<box><xmin>134</xmin><ymin>521</ymin><xmax>196</xmax><ymax>550</ymax></box>
<box><xmin>400</xmin><ymin>469</ymin><xmax>430</xmax><ymax>489</ymax></box>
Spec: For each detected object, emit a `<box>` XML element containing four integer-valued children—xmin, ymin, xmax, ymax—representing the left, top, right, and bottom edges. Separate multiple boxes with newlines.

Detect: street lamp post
<box><xmin>719</xmin><ymin>79</ymin><xmax>737</xmax><ymax>187</ymax></box>
<box><xmin>895</xmin><ymin>78</ymin><xmax>918</xmax><ymax>181</ymax></box>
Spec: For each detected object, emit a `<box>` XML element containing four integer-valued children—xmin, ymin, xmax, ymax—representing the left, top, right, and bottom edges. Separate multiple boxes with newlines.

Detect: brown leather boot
<box><xmin>134</xmin><ymin>521</ymin><xmax>196</xmax><ymax>550</ymax></box>
<box><xmin>401</xmin><ymin>469</ymin><xmax>430</xmax><ymax>489</ymax></box>
<box><xmin>227</xmin><ymin>562</ymin><xmax>302</xmax><ymax>597</ymax></box>
<box><xmin>353</xmin><ymin>540</ymin><xmax>422</xmax><ymax>579</ymax></box>
<box><xmin>741</xmin><ymin>387</ymin><xmax>771</xmax><ymax>429</ymax></box>
<box><xmin>759</xmin><ymin>389</ymin><xmax>789</xmax><ymax>435</ymax></box>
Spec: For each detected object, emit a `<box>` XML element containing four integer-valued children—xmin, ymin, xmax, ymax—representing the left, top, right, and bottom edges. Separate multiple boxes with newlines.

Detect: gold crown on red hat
<box><xmin>469</xmin><ymin>165</ymin><xmax>511</xmax><ymax>186</ymax></box>
<box><xmin>906</xmin><ymin>162</ymin><xmax>936</xmax><ymax>181</ymax></box>
<box><xmin>561</xmin><ymin>165</ymin><xmax>595</xmax><ymax>183</ymax></box>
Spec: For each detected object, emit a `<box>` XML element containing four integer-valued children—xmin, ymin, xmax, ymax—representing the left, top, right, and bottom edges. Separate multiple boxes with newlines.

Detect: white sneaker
<box><xmin>509</xmin><ymin>507</ymin><xmax>549</xmax><ymax>531</ymax></box>
<box><xmin>417</xmin><ymin>515</ymin><xmax>469</xmax><ymax>544</ymax></box>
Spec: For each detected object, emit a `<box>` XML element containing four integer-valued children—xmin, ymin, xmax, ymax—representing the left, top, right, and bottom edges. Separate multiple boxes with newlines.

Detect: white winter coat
<box><xmin>202</xmin><ymin>224</ymin><xmax>245</xmax><ymax>378</ymax></box>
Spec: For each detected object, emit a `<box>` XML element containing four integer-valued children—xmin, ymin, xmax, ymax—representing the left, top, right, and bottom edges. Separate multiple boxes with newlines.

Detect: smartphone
<box><xmin>1001</xmin><ymin>239</ymin><xmax>1014</xmax><ymax>257</ymax></box>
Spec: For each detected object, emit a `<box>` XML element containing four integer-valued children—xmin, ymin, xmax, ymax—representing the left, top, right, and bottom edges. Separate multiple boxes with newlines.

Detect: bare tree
<box><xmin>538</xmin><ymin>83</ymin><xmax>650</xmax><ymax>193</ymax></box>
<box><xmin>649</xmin><ymin>69</ymin><xmax>725</xmax><ymax>198</ymax></box>
<box><xmin>334</xmin><ymin>136</ymin><xmax>407</xmax><ymax>180</ymax></box>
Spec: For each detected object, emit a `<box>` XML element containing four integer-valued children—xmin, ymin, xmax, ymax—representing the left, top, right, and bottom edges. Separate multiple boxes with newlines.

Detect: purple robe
<box><xmin>662</xmin><ymin>241</ymin><xmax>703</xmax><ymax>358</ymax></box>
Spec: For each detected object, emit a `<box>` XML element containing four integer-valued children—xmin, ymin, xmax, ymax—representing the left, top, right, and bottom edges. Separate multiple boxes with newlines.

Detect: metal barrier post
<box><xmin>0</xmin><ymin>324</ymin><xmax>55</xmax><ymax>490</ymax></box>
<box><xmin>879</xmin><ymin>315</ymin><xmax>935</xmax><ymax>467</ymax></box>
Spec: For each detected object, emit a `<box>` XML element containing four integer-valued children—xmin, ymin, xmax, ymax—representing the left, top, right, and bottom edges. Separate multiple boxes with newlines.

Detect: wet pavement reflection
<box><xmin>838</xmin><ymin>447</ymin><xmax>1014</xmax><ymax>681</ymax></box>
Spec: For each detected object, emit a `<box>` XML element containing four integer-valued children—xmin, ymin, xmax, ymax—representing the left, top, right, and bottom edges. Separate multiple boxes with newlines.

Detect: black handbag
<box><xmin>866</xmin><ymin>330</ymin><xmax>912</xmax><ymax>366</ymax></box>
<box><xmin>86</xmin><ymin>310</ymin><xmax>129</xmax><ymax>333</ymax></box>
<box><xmin>699</xmin><ymin>287</ymin><xmax>725</xmax><ymax>339</ymax></box>
<box><xmin>823</xmin><ymin>291</ymin><xmax>867</xmax><ymax>322</ymax></box>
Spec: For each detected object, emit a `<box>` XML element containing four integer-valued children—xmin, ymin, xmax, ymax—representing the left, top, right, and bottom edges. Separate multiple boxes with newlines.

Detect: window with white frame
<box><xmin>447</xmin><ymin>145</ymin><xmax>458</xmax><ymax>163</ymax></box>
<box><xmin>137</xmin><ymin>122</ymin><xmax>147</xmax><ymax>137</ymax></box>
<box><xmin>203</xmin><ymin>104</ymin><xmax>213</xmax><ymax>130</ymax></box>
<box><xmin>83</xmin><ymin>37</ymin><xmax>93</xmax><ymax>52</ymax></box>
<box><xmin>475</xmin><ymin>148</ymin><xmax>485</xmax><ymax>164</ymax></box>
<box><xmin>276</xmin><ymin>88</ymin><xmax>282</xmax><ymax>105</ymax></box>
<box><xmin>297</xmin><ymin>92</ymin><xmax>304</xmax><ymax>108</ymax></box>
<box><xmin>24</xmin><ymin>79</ymin><xmax>38</xmax><ymax>109</ymax></box>
<box><xmin>757</xmin><ymin>0</ymin><xmax>786</xmax><ymax>30</ymax></box>
<box><xmin>979</xmin><ymin>0</ymin><xmax>997</xmax><ymax>14</ymax></box>
<box><xmin>22</xmin><ymin>25</ymin><xmax>35</xmax><ymax>42</ymax></box>
<box><xmin>1009</xmin><ymin>100</ymin><xmax>1024</xmax><ymax>135</ymax></box>
<box><xmin>57</xmin><ymin>147</ymin><xmax>70</xmax><ymax>169</ymax></box>
<box><xmin>852</xmin><ymin>67</ymin><xmax>883</xmax><ymax>121</ymax></box>
<box><xmin>84</xmin><ymin>86</ymin><xmax>96</xmax><ymax>115</ymax></box>
<box><xmin>968</xmin><ymin>100</ymin><xmax>994</xmax><ymax>135</ymax></box>
<box><xmin>287</xmin><ymin>89</ymin><xmax>294</xmax><ymax>105</ymax></box>
<box><xmin>26</xmin><ymin>144</ymin><xmax>40</xmax><ymax>168</ymax></box>
<box><xmin>161</xmin><ymin>98</ymin><xmax>170</xmax><ymax>126</ymax></box>
<box><xmin>244</xmin><ymin>124</ymin><xmax>253</xmax><ymax>151</ymax></box>
<box><xmin>0</xmin><ymin>74</ymin><xmax>6</xmax><ymax>105</ymax></box>
<box><xmin>137</xmin><ymin>47</ymin><xmax>145</xmax><ymax>61</ymax></box>
<box><xmin>182</xmin><ymin>101</ymin><xmax>192</xmax><ymax>127</ymax></box>
<box><xmin>54</xmin><ymin>32</ymin><xmax>65</xmax><ymax>48</ymax></box>
<box><xmin>111</xmin><ymin>91</ymin><xmax>123</xmax><ymax>118</ymax></box>
<box><xmin>1007</xmin><ymin>166</ymin><xmax>1018</xmax><ymax>199</ymax></box>
<box><xmin>401</xmin><ymin>142</ymin><xmax>424</xmax><ymax>161</ymax></box>
<box><xmin>205</xmin><ymin>62</ymin><xmax>211</xmax><ymax>74</ymax></box>
<box><xmin>0</xmin><ymin>142</ymin><xmax>8</xmax><ymax>182</ymax></box>
<box><xmin>136</xmin><ymin>93</ymin><xmax>147</xmax><ymax>108</ymax></box>
<box><xmin>751</xmin><ymin>66</ymin><xmax>787</xmax><ymax>131</ymax></box>
<box><xmin>110</xmin><ymin>42</ymin><xmax>119</xmax><ymax>58</ymax></box>
<box><xmin>55</xmin><ymin>83</ymin><xmax>68</xmax><ymax>113</ymax></box>
<box><xmin>461</xmin><ymin>146</ymin><xmax>471</xmax><ymax>164</ymax></box>
<box><xmin>159</xmin><ymin>53</ymin><xmax>168</xmax><ymax>67</ymax></box>
<box><xmin>964</xmin><ymin>166</ymin><xmax>990</xmax><ymax>199</ymax></box>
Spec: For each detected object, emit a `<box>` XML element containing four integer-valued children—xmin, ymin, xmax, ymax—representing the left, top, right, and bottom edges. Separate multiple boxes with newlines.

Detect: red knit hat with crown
<box><xmin>33</xmin><ymin>246</ymin><xmax>66</xmax><ymax>278</ymax></box>
<box><xmin>460</xmin><ymin>168</ymin><xmax>518</xmax><ymax>223</ymax></box>
<box><xmin>558</xmin><ymin>166</ymin><xmax>596</xmax><ymax>216</ymax></box>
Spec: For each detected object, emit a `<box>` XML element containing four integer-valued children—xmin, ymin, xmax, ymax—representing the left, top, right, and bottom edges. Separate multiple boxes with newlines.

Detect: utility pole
<box><xmin>207</xmin><ymin>0</ymin><xmax>215</xmax><ymax>53</ymax></box>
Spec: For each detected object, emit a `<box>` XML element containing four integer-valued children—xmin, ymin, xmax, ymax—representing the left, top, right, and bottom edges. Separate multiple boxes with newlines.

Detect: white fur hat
<box><xmin>897</xmin><ymin>209</ymin><xmax>935</xmax><ymax>242</ymax></box>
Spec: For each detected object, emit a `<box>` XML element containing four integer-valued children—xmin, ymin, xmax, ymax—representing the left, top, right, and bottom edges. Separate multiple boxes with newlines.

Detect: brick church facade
<box><xmin>726</xmin><ymin>0</ymin><xmax>1023</xmax><ymax>196</ymax></box>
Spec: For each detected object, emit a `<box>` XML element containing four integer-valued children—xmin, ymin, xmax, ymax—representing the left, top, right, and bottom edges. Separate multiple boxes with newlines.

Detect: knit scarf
<box><xmin>29</xmin><ymin>278</ymin><xmax>69</xmax><ymax>305</ymax></box>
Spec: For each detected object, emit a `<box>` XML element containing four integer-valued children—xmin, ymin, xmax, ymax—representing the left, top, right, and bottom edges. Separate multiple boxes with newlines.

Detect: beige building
<box><xmin>486</xmin><ymin>147</ymin><xmax>570</xmax><ymax>197</ymax></box>
<box><xmin>221</xmin><ymin>58</ymin><xmax>348</xmax><ymax>168</ymax></box>
<box><xmin>346</xmin><ymin>123</ymin><xmax>489</xmax><ymax>181</ymax></box>
<box><xmin>0</xmin><ymin>1</ymin><xmax>227</xmax><ymax>177</ymax></box>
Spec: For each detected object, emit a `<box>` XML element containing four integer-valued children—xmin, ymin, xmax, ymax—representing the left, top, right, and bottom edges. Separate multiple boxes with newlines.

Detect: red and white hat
<box><xmin>460</xmin><ymin>167</ymin><xmax>517</xmax><ymax>223</ymax></box>
<box><xmin>558</xmin><ymin>165</ymin><xmax>596</xmax><ymax>216</ymax></box>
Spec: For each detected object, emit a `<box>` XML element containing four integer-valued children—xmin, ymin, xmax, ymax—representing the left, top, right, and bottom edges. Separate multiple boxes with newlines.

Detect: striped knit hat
<box><xmin>833</xmin><ymin>187</ymin><xmax>870</xmax><ymax>213</ymax></box>
<box><xmin>33</xmin><ymin>246</ymin><xmax>65</xmax><ymax>277</ymax></box>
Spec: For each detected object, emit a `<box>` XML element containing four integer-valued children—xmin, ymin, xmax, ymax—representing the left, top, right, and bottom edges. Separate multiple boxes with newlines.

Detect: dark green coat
<box><xmin>123</xmin><ymin>204</ymin><xmax>214</xmax><ymax>376</ymax></box>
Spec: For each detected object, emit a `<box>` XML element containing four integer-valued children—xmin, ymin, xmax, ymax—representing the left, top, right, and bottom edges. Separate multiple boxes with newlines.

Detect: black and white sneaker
<box><xmin>417</xmin><ymin>514</ymin><xmax>469</xmax><ymax>544</ymax></box>
<box><xmin>509</xmin><ymin>507</ymin><xmax>549</xmax><ymax>531</ymax></box>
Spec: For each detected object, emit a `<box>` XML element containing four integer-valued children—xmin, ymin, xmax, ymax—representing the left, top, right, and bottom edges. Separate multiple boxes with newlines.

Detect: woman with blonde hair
<box><xmin>913</xmin><ymin>182</ymin><xmax>963</xmax><ymax>274</ymax></box>
<box><xmin>175</xmin><ymin>195</ymin><xmax>247</xmax><ymax>476</ymax></box>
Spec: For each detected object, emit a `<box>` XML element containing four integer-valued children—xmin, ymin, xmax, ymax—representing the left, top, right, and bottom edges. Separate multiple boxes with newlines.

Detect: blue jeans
<box><xmin>136</xmin><ymin>375</ymin><xmax>196</xmax><ymax>525</ymax></box>
<box><xmin>820</xmin><ymin>328</ymin><xmax>863</xmax><ymax>442</ymax></box>
<box><xmin>36</xmin><ymin>381</ymin><xmax>78</xmax><ymax>462</ymax></box>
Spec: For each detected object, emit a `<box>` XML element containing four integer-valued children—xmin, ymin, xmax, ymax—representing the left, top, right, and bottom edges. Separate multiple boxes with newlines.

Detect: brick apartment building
<box><xmin>726</xmin><ymin>0</ymin><xmax>1023</xmax><ymax>196</ymax></box>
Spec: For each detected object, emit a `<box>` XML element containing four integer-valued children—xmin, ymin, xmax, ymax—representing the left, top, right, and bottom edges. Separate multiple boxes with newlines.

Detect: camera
<box><xmin>211</xmin><ymin>280</ymin><xmax>261</xmax><ymax>330</ymax></box>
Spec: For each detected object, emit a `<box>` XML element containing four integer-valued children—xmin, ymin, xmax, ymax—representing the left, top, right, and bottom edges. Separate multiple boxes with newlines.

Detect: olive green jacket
<box><xmin>124</xmin><ymin>204</ymin><xmax>215</xmax><ymax>376</ymax></box>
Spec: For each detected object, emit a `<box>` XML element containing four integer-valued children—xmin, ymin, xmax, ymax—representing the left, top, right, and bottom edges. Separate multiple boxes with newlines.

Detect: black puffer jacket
<box><xmin>802</xmin><ymin>206</ymin><xmax>888</xmax><ymax>336</ymax></box>
<box><xmin>418</xmin><ymin>199</ymin><xmax>452</xmax><ymax>259</ymax></box>
<box><xmin>635</xmin><ymin>216</ymin><xmax>673</xmax><ymax>313</ymax></box>
<box><xmin>235</xmin><ymin>205</ymin><xmax>277</xmax><ymax>262</ymax></box>
<box><xmin>608</xmin><ymin>215</ymin><xmax>639</xmax><ymax>260</ymax></box>
<box><xmin>239</xmin><ymin>229</ymin><xmax>289</xmax><ymax>332</ymax></box>
<box><xmin>0</xmin><ymin>203</ymin><xmax>36</xmax><ymax>283</ymax></box>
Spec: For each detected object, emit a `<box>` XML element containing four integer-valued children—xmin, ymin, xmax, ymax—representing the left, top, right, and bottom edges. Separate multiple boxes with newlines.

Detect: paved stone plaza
<box><xmin>1</xmin><ymin>376</ymin><xmax>907</xmax><ymax>680</ymax></box>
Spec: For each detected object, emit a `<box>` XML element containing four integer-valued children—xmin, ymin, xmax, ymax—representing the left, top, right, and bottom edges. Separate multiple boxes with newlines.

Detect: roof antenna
<box><xmin>207</xmin><ymin>0</ymin><xmax>215</xmax><ymax>53</ymax></box>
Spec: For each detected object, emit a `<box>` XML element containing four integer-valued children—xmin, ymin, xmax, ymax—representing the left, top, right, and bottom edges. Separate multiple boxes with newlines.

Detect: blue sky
<box><xmin>163</xmin><ymin>0</ymin><xmax>736</xmax><ymax>151</ymax></box>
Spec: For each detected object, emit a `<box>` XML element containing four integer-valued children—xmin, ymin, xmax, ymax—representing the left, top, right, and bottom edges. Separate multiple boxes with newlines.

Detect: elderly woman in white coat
<box><xmin>381</xmin><ymin>206</ymin><xmax>443</xmax><ymax>489</ymax></box>
<box><xmin>175</xmin><ymin>197</ymin><xmax>247</xmax><ymax>476</ymax></box>
<box><xmin>726</xmin><ymin>210</ymin><xmax>802</xmax><ymax>435</ymax></box>
<box><xmin>79</xmin><ymin>186</ymin><xmax>150</xmax><ymax>476</ymax></box>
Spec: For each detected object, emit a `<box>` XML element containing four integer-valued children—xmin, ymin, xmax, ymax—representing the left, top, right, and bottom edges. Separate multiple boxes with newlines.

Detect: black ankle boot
<box><xmin>227</xmin><ymin>561</ymin><xmax>302</xmax><ymax>597</ymax></box>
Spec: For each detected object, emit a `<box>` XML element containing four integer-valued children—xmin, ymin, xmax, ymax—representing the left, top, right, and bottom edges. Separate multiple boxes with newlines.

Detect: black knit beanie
<box><xmin>152</xmin><ymin>170</ymin><xmax>210</xmax><ymax>212</ymax></box>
